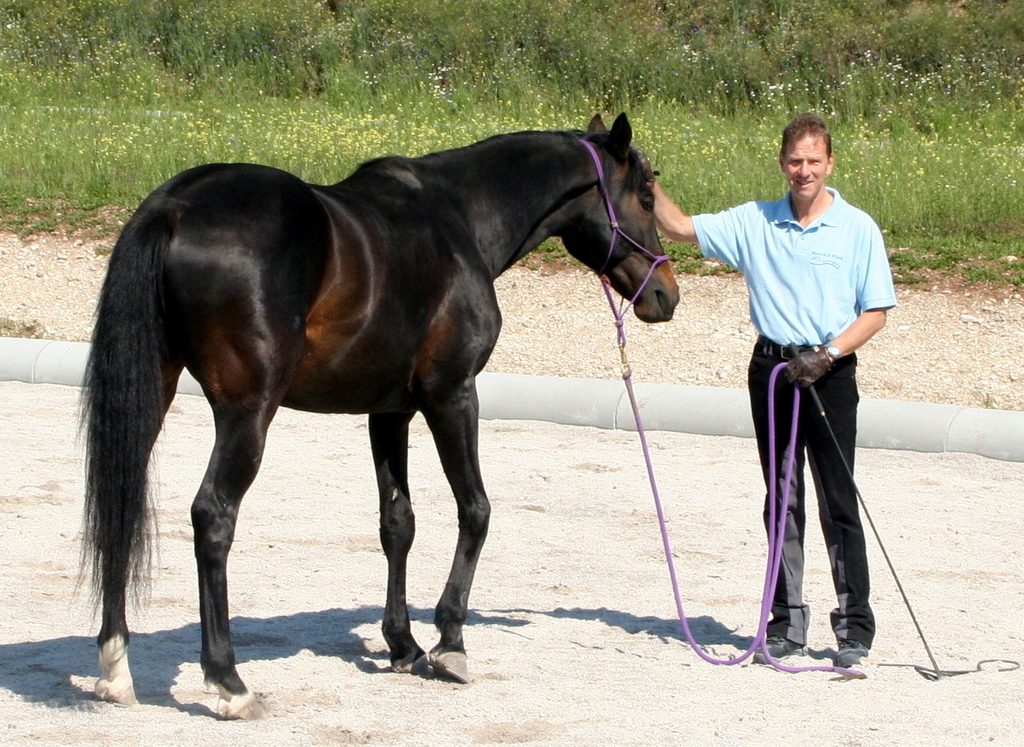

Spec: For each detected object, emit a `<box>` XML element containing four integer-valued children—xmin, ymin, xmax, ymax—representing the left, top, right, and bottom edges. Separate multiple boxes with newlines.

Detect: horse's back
<box><xmin>160</xmin><ymin>163</ymin><xmax>329</xmax><ymax>252</ymax></box>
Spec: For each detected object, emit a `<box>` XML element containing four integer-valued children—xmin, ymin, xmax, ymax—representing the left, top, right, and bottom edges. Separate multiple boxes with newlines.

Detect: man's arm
<box><xmin>787</xmin><ymin>308</ymin><xmax>890</xmax><ymax>386</ymax></box>
<box><xmin>653</xmin><ymin>181</ymin><xmax>699</xmax><ymax>244</ymax></box>
<box><xmin>829</xmin><ymin>308</ymin><xmax>889</xmax><ymax>358</ymax></box>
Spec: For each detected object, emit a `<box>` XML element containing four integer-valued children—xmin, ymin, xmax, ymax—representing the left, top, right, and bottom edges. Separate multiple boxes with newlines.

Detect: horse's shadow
<box><xmin>0</xmin><ymin>605</ymin><xmax>748</xmax><ymax>715</ymax></box>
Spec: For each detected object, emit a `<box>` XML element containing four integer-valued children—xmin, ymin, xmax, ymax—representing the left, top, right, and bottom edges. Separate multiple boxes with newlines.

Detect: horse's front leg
<box><xmin>368</xmin><ymin>411</ymin><xmax>427</xmax><ymax>672</ymax></box>
<box><xmin>420</xmin><ymin>381</ymin><xmax>491</xmax><ymax>684</ymax></box>
<box><xmin>190</xmin><ymin>404</ymin><xmax>277</xmax><ymax>720</ymax></box>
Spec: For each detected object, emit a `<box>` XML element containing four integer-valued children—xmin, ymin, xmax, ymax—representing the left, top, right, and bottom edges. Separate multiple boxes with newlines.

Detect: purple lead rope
<box><xmin>602</xmin><ymin>281</ymin><xmax>863</xmax><ymax>677</ymax></box>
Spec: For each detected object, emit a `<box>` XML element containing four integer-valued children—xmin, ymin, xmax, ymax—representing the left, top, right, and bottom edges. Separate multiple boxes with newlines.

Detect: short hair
<box><xmin>780</xmin><ymin>113</ymin><xmax>832</xmax><ymax>158</ymax></box>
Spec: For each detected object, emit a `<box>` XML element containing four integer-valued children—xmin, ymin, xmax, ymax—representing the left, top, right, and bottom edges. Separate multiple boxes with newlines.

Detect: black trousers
<box><xmin>748</xmin><ymin>344</ymin><xmax>875</xmax><ymax>648</ymax></box>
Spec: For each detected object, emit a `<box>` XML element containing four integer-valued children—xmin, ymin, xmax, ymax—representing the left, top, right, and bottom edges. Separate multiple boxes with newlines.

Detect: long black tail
<box><xmin>81</xmin><ymin>208</ymin><xmax>171</xmax><ymax>608</ymax></box>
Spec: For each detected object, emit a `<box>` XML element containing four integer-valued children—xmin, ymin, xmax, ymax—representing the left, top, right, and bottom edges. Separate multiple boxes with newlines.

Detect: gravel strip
<box><xmin>2</xmin><ymin>231</ymin><xmax>1021</xmax><ymax>411</ymax></box>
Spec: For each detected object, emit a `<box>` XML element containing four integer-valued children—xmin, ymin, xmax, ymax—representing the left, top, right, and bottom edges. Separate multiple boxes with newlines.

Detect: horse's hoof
<box><xmin>95</xmin><ymin>676</ymin><xmax>137</xmax><ymax>706</ymax></box>
<box><xmin>216</xmin><ymin>691</ymin><xmax>269</xmax><ymax>720</ymax></box>
<box><xmin>96</xmin><ymin>636</ymin><xmax>136</xmax><ymax>705</ymax></box>
<box><xmin>391</xmin><ymin>650</ymin><xmax>429</xmax><ymax>675</ymax></box>
<box><xmin>410</xmin><ymin>654</ymin><xmax>433</xmax><ymax>677</ymax></box>
<box><xmin>429</xmin><ymin>651</ymin><xmax>471</xmax><ymax>684</ymax></box>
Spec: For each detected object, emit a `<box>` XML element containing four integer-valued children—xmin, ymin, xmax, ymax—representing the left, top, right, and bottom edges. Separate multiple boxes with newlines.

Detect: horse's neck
<box><xmin>437</xmin><ymin>134</ymin><xmax>587</xmax><ymax>278</ymax></box>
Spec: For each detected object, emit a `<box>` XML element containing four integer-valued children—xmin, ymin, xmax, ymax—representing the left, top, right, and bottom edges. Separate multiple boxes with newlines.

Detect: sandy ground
<box><xmin>1</xmin><ymin>381</ymin><xmax>1022</xmax><ymax>745</ymax></box>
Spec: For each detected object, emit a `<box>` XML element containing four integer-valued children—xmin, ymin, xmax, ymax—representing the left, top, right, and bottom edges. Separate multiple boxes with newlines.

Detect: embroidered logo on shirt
<box><xmin>809</xmin><ymin>250</ymin><xmax>842</xmax><ymax>269</ymax></box>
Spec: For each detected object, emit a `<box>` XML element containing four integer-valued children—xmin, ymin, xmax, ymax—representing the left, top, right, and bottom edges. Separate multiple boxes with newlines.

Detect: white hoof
<box><xmin>216</xmin><ymin>690</ymin><xmax>269</xmax><ymax>720</ymax></box>
<box><xmin>96</xmin><ymin>636</ymin><xmax>137</xmax><ymax>705</ymax></box>
<box><xmin>95</xmin><ymin>676</ymin><xmax>137</xmax><ymax>706</ymax></box>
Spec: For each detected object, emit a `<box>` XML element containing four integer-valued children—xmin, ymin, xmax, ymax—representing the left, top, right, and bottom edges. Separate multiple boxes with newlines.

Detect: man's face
<box><xmin>780</xmin><ymin>135</ymin><xmax>834</xmax><ymax>204</ymax></box>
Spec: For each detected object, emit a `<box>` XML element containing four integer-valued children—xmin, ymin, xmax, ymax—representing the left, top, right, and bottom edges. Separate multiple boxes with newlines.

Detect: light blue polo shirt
<box><xmin>692</xmin><ymin>188</ymin><xmax>897</xmax><ymax>346</ymax></box>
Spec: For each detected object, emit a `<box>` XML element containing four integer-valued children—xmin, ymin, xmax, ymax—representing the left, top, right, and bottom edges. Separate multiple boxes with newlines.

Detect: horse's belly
<box><xmin>283</xmin><ymin>344</ymin><xmax>418</xmax><ymax>415</ymax></box>
<box><xmin>283</xmin><ymin>387</ymin><xmax>415</xmax><ymax>415</ymax></box>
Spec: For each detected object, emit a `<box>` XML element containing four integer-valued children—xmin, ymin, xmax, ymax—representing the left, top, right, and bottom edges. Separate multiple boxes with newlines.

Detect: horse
<box><xmin>81</xmin><ymin>112</ymin><xmax>679</xmax><ymax>719</ymax></box>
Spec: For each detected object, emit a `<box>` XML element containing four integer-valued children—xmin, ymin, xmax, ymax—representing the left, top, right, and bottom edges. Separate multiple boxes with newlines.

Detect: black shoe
<box><xmin>753</xmin><ymin>635</ymin><xmax>806</xmax><ymax>664</ymax></box>
<box><xmin>834</xmin><ymin>639</ymin><xmax>869</xmax><ymax>668</ymax></box>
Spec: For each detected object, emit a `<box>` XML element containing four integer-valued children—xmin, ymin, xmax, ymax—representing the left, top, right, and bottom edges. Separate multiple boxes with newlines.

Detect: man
<box><xmin>653</xmin><ymin>113</ymin><xmax>897</xmax><ymax>668</ymax></box>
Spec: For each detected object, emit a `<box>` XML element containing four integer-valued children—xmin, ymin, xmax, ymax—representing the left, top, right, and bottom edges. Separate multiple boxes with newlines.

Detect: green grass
<box><xmin>1</xmin><ymin>0</ymin><xmax>1022</xmax><ymax>287</ymax></box>
<box><xmin>1</xmin><ymin>98</ymin><xmax>1021</xmax><ymax>287</ymax></box>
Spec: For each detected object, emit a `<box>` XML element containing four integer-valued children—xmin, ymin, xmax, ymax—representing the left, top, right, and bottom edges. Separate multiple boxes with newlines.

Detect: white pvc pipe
<box><xmin>2</xmin><ymin>336</ymin><xmax>1022</xmax><ymax>462</ymax></box>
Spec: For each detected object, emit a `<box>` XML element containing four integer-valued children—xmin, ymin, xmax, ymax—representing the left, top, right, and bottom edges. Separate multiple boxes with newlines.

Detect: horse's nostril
<box><xmin>654</xmin><ymin>288</ymin><xmax>677</xmax><ymax>319</ymax></box>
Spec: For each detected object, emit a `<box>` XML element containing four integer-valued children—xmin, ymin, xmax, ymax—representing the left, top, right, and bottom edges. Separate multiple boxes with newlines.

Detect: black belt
<box><xmin>756</xmin><ymin>336</ymin><xmax>819</xmax><ymax>361</ymax></box>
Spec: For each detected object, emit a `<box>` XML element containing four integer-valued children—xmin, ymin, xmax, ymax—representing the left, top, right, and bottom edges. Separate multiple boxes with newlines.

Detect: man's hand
<box><xmin>785</xmin><ymin>347</ymin><xmax>833</xmax><ymax>387</ymax></box>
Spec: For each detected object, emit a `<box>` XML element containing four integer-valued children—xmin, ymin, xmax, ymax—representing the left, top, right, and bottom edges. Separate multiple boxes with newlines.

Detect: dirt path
<box><xmin>2</xmin><ymin>382</ymin><xmax>1021</xmax><ymax>745</ymax></box>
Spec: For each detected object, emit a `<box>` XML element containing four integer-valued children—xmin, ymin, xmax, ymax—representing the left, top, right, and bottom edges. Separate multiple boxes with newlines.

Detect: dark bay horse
<box><xmin>81</xmin><ymin>113</ymin><xmax>678</xmax><ymax>719</ymax></box>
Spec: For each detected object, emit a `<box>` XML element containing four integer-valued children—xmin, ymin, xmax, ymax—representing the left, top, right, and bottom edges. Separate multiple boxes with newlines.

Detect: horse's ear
<box><xmin>607</xmin><ymin>113</ymin><xmax>633</xmax><ymax>162</ymax></box>
<box><xmin>586</xmin><ymin>114</ymin><xmax>608</xmax><ymax>134</ymax></box>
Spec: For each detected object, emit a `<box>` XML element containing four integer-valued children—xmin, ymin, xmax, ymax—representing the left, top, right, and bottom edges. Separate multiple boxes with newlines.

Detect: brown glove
<box><xmin>784</xmin><ymin>347</ymin><xmax>833</xmax><ymax>387</ymax></box>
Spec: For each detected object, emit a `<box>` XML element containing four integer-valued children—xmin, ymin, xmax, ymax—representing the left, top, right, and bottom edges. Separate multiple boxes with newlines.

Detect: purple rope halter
<box><xmin>578</xmin><ymin>138</ymin><xmax>669</xmax><ymax>330</ymax></box>
<box><xmin>583</xmin><ymin>134</ymin><xmax>864</xmax><ymax>675</ymax></box>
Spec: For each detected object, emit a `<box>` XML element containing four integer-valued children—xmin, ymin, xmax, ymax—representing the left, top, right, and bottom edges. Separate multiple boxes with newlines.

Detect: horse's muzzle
<box><xmin>630</xmin><ymin>261</ymin><xmax>679</xmax><ymax>323</ymax></box>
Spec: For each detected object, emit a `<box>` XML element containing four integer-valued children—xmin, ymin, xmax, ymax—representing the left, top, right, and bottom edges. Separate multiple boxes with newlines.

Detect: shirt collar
<box><xmin>770</xmin><ymin>187</ymin><xmax>844</xmax><ymax>228</ymax></box>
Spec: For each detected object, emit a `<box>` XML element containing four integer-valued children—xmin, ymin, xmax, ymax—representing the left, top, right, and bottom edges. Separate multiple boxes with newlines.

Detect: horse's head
<box><xmin>561</xmin><ymin>113</ymin><xmax>679</xmax><ymax>323</ymax></box>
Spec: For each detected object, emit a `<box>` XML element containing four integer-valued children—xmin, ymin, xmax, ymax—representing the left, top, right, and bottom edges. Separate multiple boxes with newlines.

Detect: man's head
<box><xmin>780</xmin><ymin>112</ymin><xmax>832</xmax><ymax>159</ymax></box>
<box><xmin>779</xmin><ymin>112</ymin><xmax>835</xmax><ymax>209</ymax></box>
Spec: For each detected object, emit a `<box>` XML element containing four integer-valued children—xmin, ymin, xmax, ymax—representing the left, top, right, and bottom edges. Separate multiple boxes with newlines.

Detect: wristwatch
<box><xmin>825</xmin><ymin>344</ymin><xmax>842</xmax><ymax>361</ymax></box>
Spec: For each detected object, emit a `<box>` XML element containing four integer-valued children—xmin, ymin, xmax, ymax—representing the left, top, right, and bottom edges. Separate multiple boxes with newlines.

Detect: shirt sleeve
<box><xmin>692</xmin><ymin>203</ymin><xmax>757</xmax><ymax>272</ymax></box>
<box><xmin>856</xmin><ymin>218</ymin><xmax>898</xmax><ymax>313</ymax></box>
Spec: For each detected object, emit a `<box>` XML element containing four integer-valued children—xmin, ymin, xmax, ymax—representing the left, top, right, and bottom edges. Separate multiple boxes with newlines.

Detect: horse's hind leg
<box><xmin>369</xmin><ymin>411</ymin><xmax>427</xmax><ymax>672</ymax></box>
<box><xmin>191</xmin><ymin>397</ymin><xmax>282</xmax><ymax>720</ymax></box>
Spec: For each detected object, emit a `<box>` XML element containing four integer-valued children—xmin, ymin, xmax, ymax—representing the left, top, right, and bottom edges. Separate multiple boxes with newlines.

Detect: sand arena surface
<box><xmin>2</xmin><ymin>382</ymin><xmax>1021</xmax><ymax>745</ymax></box>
